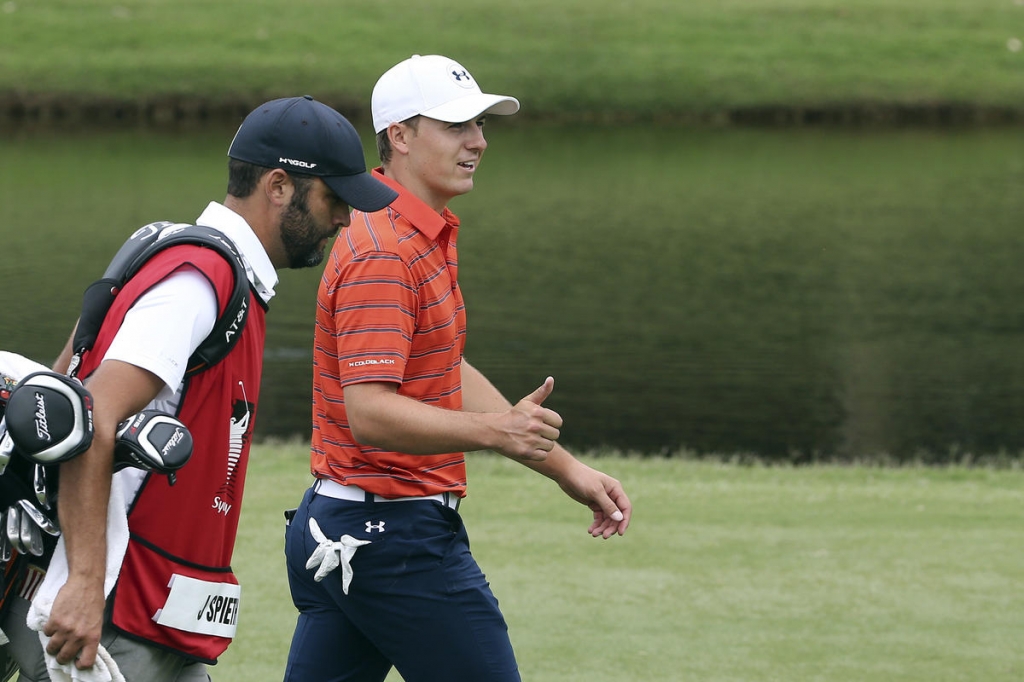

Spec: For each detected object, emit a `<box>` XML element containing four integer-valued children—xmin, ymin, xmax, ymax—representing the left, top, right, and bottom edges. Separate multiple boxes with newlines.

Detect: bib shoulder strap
<box><xmin>71</xmin><ymin>222</ymin><xmax>251</xmax><ymax>378</ymax></box>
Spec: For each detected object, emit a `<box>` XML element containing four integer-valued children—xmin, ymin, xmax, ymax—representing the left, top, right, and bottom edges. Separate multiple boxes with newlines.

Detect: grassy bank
<box><xmin>217</xmin><ymin>443</ymin><xmax>1024</xmax><ymax>681</ymax></box>
<box><xmin>1</xmin><ymin>0</ymin><xmax>1023</xmax><ymax>125</ymax></box>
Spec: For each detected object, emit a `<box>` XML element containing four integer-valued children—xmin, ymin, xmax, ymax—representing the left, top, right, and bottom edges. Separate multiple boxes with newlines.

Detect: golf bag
<box><xmin>0</xmin><ymin>356</ymin><xmax>67</xmax><ymax>607</ymax></box>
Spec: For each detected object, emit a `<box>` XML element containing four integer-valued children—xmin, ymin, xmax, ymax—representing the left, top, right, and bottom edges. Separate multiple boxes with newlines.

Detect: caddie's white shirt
<box><xmin>104</xmin><ymin>202</ymin><xmax>276</xmax><ymax>408</ymax></box>
<box><xmin>105</xmin><ymin>203</ymin><xmax>274</xmax><ymax>504</ymax></box>
<box><xmin>196</xmin><ymin>201</ymin><xmax>278</xmax><ymax>304</ymax></box>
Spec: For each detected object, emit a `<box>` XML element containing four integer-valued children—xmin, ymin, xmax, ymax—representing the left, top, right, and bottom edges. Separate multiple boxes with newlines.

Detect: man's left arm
<box><xmin>460</xmin><ymin>359</ymin><xmax>631</xmax><ymax>538</ymax></box>
<box><xmin>51</xmin><ymin>321</ymin><xmax>78</xmax><ymax>374</ymax></box>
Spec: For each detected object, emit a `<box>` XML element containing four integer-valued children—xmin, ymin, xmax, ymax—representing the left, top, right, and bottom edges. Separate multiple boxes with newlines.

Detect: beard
<box><xmin>280</xmin><ymin>188</ymin><xmax>333</xmax><ymax>269</ymax></box>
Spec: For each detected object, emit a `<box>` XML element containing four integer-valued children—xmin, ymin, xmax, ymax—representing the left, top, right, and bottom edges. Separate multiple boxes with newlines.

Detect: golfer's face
<box><xmin>408</xmin><ymin>116</ymin><xmax>488</xmax><ymax>203</ymax></box>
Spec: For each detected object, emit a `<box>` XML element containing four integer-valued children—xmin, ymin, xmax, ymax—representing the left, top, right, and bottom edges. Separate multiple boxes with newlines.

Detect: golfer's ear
<box><xmin>388</xmin><ymin>122</ymin><xmax>411</xmax><ymax>155</ymax></box>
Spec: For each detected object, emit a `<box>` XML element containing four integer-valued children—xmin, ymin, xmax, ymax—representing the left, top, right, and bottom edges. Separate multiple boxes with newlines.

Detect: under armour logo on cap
<box><xmin>447</xmin><ymin>65</ymin><xmax>475</xmax><ymax>89</ymax></box>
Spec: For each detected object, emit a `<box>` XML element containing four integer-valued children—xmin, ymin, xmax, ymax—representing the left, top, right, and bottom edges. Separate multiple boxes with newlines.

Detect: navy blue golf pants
<box><xmin>283</xmin><ymin>486</ymin><xmax>521</xmax><ymax>682</ymax></box>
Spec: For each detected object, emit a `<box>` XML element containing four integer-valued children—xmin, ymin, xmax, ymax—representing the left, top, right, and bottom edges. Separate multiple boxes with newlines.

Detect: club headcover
<box><xmin>114</xmin><ymin>410</ymin><xmax>193</xmax><ymax>481</ymax></box>
<box><xmin>4</xmin><ymin>372</ymin><xmax>94</xmax><ymax>465</ymax></box>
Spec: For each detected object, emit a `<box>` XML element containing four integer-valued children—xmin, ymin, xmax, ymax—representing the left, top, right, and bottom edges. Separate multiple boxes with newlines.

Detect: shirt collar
<box><xmin>370</xmin><ymin>168</ymin><xmax>460</xmax><ymax>240</ymax></box>
<box><xmin>195</xmin><ymin>201</ymin><xmax>278</xmax><ymax>304</ymax></box>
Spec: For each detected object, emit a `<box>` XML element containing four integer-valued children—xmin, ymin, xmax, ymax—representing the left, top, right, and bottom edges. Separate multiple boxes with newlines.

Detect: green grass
<box><xmin>1</xmin><ymin>0</ymin><xmax>1023</xmax><ymax>119</ymax></box>
<box><xmin>215</xmin><ymin>444</ymin><xmax>1024</xmax><ymax>681</ymax></box>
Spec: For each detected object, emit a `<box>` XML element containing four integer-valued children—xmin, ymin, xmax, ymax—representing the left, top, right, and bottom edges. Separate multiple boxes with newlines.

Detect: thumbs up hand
<box><xmin>496</xmin><ymin>377</ymin><xmax>563</xmax><ymax>463</ymax></box>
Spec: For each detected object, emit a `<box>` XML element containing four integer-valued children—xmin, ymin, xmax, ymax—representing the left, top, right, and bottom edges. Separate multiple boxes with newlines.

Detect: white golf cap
<box><xmin>371</xmin><ymin>54</ymin><xmax>520</xmax><ymax>133</ymax></box>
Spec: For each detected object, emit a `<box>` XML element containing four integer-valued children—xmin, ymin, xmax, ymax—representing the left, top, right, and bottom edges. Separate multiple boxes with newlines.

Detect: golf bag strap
<box><xmin>71</xmin><ymin>222</ymin><xmax>251</xmax><ymax>379</ymax></box>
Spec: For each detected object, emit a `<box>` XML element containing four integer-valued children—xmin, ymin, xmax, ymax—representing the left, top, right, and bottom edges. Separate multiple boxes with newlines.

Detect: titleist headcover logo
<box><xmin>163</xmin><ymin>428</ymin><xmax>185</xmax><ymax>457</ymax></box>
<box><xmin>33</xmin><ymin>392</ymin><xmax>50</xmax><ymax>442</ymax></box>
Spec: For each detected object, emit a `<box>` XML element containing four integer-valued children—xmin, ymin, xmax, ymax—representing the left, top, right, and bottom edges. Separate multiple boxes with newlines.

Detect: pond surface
<box><xmin>1</xmin><ymin>124</ymin><xmax>1022</xmax><ymax>459</ymax></box>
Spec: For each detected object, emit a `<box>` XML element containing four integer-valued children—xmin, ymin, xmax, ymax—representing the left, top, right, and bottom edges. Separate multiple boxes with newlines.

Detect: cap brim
<box><xmin>324</xmin><ymin>173</ymin><xmax>398</xmax><ymax>212</ymax></box>
<box><xmin>420</xmin><ymin>94</ymin><xmax>520</xmax><ymax>124</ymax></box>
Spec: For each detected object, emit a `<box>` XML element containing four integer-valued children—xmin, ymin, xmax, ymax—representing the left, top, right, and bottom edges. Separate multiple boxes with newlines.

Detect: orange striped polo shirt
<box><xmin>310</xmin><ymin>169</ymin><xmax>468</xmax><ymax>497</ymax></box>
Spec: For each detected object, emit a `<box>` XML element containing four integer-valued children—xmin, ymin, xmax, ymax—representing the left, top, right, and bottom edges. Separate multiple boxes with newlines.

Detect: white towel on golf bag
<box><xmin>0</xmin><ymin>350</ymin><xmax>49</xmax><ymax>382</ymax></box>
<box><xmin>26</xmin><ymin>476</ymin><xmax>130</xmax><ymax>682</ymax></box>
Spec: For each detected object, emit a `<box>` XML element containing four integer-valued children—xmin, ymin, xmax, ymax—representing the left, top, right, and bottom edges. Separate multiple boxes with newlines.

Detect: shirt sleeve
<box><xmin>329</xmin><ymin>252</ymin><xmax>418</xmax><ymax>388</ymax></box>
<box><xmin>104</xmin><ymin>267</ymin><xmax>218</xmax><ymax>396</ymax></box>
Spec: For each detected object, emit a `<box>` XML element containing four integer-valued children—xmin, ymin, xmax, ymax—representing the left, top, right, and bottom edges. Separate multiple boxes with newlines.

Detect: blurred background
<box><xmin>1</xmin><ymin>0</ymin><xmax>1023</xmax><ymax>461</ymax></box>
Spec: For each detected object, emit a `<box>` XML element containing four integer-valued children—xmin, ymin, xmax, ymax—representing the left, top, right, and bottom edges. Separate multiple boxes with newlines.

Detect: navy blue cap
<box><xmin>228</xmin><ymin>95</ymin><xmax>397</xmax><ymax>212</ymax></box>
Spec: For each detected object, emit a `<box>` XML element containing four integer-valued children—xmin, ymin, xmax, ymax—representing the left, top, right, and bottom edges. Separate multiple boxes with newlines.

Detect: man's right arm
<box><xmin>331</xmin><ymin>246</ymin><xmax>561</xmax><ymax>462</ymax></box>
<box><xmin>44</xmin><ymin>360</ymin><xmax>164</xmax><ymax>669</ymax></box>
<box><xmin>44</xmin><ymin>267</ymin><xmax>218</xmax><ymax>669</ymax></box>
<box><xmin>344</xmin><ymin>378</ymin><xmax>561</xmax><ymax>463</ymax></box>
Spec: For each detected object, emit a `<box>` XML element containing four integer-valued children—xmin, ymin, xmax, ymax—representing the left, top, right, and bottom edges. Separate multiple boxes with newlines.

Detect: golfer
<box><xmin>283</xmin><ymin>55</ymin><xmax>632</xmax><ymax>682</ymax></box>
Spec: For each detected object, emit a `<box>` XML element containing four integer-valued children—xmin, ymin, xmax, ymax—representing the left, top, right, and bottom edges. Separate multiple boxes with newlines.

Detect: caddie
<box><xmin>6</xmin><ymin>96</ymin><xmax>396</xmax><ymax>682</ymax></box>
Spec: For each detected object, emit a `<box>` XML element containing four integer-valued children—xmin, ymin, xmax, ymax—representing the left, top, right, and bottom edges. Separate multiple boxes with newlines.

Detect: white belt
<box><xmin>314</xmin><ymin>479</ymin><xmax>460</xmax><ymax>511</ymax></box>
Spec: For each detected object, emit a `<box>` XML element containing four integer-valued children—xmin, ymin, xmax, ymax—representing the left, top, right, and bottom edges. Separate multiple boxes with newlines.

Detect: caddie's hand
<box><xmin>497</xmin><ymin>377</ymin><xmax>563</xmax><ymax>463</ymax></box>
<box><xmin>43</xmin><ymin>577</ymin><xmax>105</xmax><ymax>669</ymax></box>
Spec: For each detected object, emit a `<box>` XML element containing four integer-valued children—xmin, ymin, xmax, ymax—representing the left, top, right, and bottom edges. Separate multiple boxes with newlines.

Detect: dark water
<box><xmin>2</xmin><ymin>124</ymin><xmax>1023</xmax><ymax>459</ymax></box>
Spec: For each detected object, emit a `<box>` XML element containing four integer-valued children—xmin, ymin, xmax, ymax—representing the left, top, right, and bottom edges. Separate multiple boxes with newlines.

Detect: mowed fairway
<box><xmin>216</xmin><ymin>445</ymin><xmax>1024</xmax><ymax>682</ymax></box>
